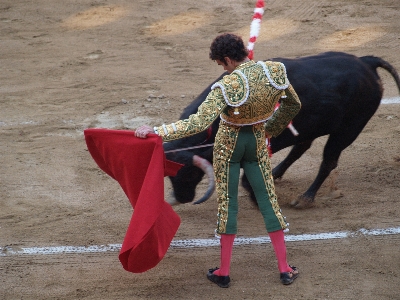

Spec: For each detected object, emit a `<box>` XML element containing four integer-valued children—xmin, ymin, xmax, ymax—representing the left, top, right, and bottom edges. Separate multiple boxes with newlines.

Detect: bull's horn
<box><xmin>192</xmin><ymin>155</ymin><xmax>215</xmax><ymax>204</ymax></box>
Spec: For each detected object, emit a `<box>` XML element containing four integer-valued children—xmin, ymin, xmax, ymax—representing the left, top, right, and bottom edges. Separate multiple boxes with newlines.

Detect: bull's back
<box><xmin>273</xmin><ymin>52</ymin><xmax>383</xmax><ymax>107</ymax></box>
<box><xmin>271</xmin><ymin>52</ymin><xmax>383</xmax><ymax>138</ymax></box>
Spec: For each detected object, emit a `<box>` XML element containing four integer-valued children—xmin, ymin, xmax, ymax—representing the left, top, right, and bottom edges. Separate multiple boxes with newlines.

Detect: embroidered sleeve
<box><xmin>155</xmin><ymin>88</ymin><xmax>226</xmax><ymax>142</ymax></box>
<box><xmin>264</xmin><ymin>84</ymin><xmax>301</xmax><ymax>137</ymax></box>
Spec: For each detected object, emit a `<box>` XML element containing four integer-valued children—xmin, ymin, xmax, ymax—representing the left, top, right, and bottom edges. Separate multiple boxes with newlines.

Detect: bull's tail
<box><xmin>360</xmin><ymin>55</ymin><xmax>400</xmax><ymax>95</ymax></box>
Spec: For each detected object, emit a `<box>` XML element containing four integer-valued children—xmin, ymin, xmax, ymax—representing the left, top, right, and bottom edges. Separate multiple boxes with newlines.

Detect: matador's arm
<box><xmin>154</xmin><ymin>88</ymin><xmax>226</xmax><ymax>142</ymax></box>
<box><xmin>264</xmin><ymin>85</ymin><xmax>301</xmax><ymax>137</ymax></box>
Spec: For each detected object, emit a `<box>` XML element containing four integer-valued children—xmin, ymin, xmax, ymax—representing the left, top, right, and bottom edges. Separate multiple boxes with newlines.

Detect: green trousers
<box><xmin>213</xmin><ymin>122</ymin><xmax>287</xmax><ymax>234</ymax></box>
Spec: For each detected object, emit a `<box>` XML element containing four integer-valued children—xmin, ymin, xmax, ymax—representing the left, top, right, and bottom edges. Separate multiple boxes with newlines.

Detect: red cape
<box><xmin>84</xmin><ymin>128</ymin><xmax>182</xmax><ymax>273</ymax></box>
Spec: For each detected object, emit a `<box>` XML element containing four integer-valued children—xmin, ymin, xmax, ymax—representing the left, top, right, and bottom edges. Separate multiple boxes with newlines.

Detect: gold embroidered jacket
<box><xmin>155</xmin><ymin>60</ymin><xmax>301</xmax><ymax>141</ymax></box>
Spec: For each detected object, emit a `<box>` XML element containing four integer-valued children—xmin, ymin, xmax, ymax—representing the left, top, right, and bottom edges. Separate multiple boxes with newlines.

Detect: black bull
<box><xmin>163</xmin><ymin>51</ymin><xmax>400</xmax><ymax>208</ymax></box>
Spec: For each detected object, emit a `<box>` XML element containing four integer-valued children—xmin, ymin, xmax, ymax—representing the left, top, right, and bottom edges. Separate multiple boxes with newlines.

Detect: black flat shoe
<box><xmin>280</xmin><ymin>265</ymin><xmax>299</xmax><ymax>285</ymax></box>
<box><xmin>207</xmin><ymin>267</ymin><xmax>230</xmax><ymax>288</ymax></box>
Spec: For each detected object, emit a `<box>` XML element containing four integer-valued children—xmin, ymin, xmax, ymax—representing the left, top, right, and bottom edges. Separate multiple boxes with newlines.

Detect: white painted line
<box><xmin>0</xmin><ymin>244</ymin><xmax>122</xmax><ymax>256</ymax></box>
<box><xmin>1</xmin><ymin>227</ymin><xmax>399</xmax><ymax>256</ymax></box>
<box><xmin>381</xmin><ymin>96</ymin><xmax>400</xmax><ymax>104</ymax></box>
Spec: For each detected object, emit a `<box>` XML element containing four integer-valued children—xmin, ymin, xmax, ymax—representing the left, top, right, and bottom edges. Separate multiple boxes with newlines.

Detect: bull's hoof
<box><xmin>290</xmin><ymin>195</ymin><xmax>315</xmax><ymax>209</ymax></box>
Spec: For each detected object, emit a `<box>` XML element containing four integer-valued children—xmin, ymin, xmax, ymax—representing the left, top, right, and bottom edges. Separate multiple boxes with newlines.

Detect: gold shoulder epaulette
<box><xmin>211</xmin><ymin>70</ymin><xmax>249</xmax><ymax>107</ymax></box>
<box><xmin>257</xmin><ymin>61</ymin><xmax>289</xmax><ymax>90</ymax></box>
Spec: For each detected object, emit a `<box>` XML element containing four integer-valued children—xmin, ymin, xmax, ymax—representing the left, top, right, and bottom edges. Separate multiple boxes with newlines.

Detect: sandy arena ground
<box><xmin>1</xmin><ymin>0</ymin><xmax>400</xmax><ymax>299</ymax></box>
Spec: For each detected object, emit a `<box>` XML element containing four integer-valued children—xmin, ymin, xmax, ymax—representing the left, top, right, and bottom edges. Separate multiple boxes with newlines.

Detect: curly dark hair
<box><xmin>209</xmin><ymin>33</ymin><xmax>249</xmax><ymax>65</ymax></box>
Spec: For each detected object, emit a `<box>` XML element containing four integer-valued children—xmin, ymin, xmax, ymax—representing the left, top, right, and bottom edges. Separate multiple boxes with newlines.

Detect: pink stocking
<box><xmin>268</xmin><ymin>229</ymin><xmax>292</xmax><ymax>273</ymax></box>
<box><xmin>213</xmin><ymin>234</ymin><xmax>236</xmax><ymax>276</ymax></box>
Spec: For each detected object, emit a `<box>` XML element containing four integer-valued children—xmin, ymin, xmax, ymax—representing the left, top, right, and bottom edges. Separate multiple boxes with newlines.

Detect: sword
<box><xmin>164</xmin><ymin>143</ymin><xmax>214</xmax><ymax>153</ymax></box>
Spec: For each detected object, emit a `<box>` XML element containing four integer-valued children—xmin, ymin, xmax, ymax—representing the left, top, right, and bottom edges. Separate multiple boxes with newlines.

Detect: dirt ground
<box><xmin>1</xmin><ymin>0</ymin><xmax>400</xmax><ymax>299</ymax></box>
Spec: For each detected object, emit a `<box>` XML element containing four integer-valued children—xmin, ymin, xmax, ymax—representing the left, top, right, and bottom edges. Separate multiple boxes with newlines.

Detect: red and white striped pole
<box><xmin>246</xmin><ymin>1</ymin><xmax>299</xmax><ymax>156</ymax></box>
<box><xmin>247</xmin><ymin>0</ymin><xmax>265</xmax><ymax>60</ymax></box>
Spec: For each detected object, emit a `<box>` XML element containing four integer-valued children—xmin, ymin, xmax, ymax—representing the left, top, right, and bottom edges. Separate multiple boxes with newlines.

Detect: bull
<box><xmin>163</xmin><ymin>51</ymin><xmax>400</xmax><ymax>208</ymax></box>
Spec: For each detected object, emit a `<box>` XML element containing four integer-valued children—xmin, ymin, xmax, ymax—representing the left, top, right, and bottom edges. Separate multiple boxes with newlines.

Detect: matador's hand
<box><xmin>135</xmin><ymin>125</ymin><xmax>155</xmax><ymax>138</ymax></box>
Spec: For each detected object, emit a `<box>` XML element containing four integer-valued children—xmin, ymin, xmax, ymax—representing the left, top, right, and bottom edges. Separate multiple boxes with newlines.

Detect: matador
<box><xmin>135</xmin><ymin>33</ymin><xmax>301</xmax><ymax>287</ymax></box>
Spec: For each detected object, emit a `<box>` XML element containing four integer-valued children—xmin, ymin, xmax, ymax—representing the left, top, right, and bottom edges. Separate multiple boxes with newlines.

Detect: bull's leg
<box><xmin>291</xmin><ymin>159</ymin><xmax>338</xmax><ymax>208</ymax></box>
<box><xmin>273</xmin><ymin>140</ymin><xmax>313</xmax><ymax>179</ymax></box>
<box><xmin>293</xmin><ymin>114</ymin><xmax>375</xmax><ymax>208</ymax></box>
